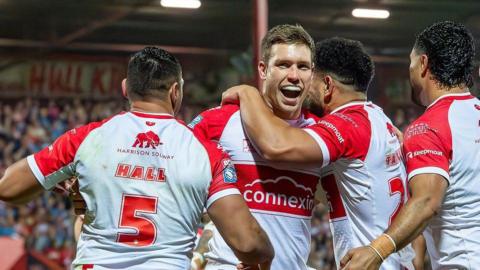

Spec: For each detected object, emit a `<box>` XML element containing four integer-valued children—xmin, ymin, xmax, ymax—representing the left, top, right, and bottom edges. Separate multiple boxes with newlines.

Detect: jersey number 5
<box><xmin>117</xmin><ymin>194</ymin><xmax>158</xmax><ymax>247</ymax></box>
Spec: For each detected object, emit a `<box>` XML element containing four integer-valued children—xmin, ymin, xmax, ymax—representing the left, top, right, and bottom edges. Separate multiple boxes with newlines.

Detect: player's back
<box><xmin>29</xmin><ymin>111</ymin><xmax>235</xmax><ymax>269</ymax></box>
<box><xmin>307</xmin><ymin>102</ymin><xmax>410</xmax><ymax>269</ymax></box>
<box><xmin>404</xmin><ymin>93</ymin><xmax>480</xmax><ymax>269</ymax></box>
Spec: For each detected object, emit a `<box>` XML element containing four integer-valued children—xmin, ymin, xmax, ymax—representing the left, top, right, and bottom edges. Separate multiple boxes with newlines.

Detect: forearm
<box><xmin>0</xmin><ymin>159</ymin><xmax>43</xmax><ymax>205</ymax></box>
<box><xmin>238</xmin><ymin>87</ymin><xmax>291</xmax><ymax>159</ymax></box>
<box><xmin>411</xmin><ymin>234</ymin><xmax>426</xmax><ymax>270</ymax></box>
<box><xmin>369</xmin><ymin>174</ymin><xmax>446</xmax><ymax>262</ymax></box>
<box><xmin>233</xmin><ymin>221</ymin><xmax>274</xmax><ymax>265</ymax></box>
<box><xmin>385</xmin><ymin>196</ymin><xmax>435</xmax><ymax>250</ymax></box>
<box><xmin>208</xmin><ymin>195</ymin><xmax>274</xmax><ymax>265</ymax></box>
<box><xmin>3</xmin><ymin>187</ymin><xmax>43</xmax><ymax>205</ymax></box>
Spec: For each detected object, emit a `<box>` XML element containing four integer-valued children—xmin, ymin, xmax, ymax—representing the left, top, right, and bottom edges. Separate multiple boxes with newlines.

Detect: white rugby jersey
<box><xmin>304</xmin><ymin>102</ymin><xmax>413</xmax><ymax>269</ymax></box>
<box><xmin>403</xmin><ymin>93</ymin><xmax>480</xmax><ymax>270</ymax></box>
<box><xmin>27</xmin><ymin>111</ymin><xmax>239</xmax><ymax>270</ymax></box>
<box><xmin>190</xmin><ymin>104</ymin><xmax>322</xmax><ymax>270</ymax></box>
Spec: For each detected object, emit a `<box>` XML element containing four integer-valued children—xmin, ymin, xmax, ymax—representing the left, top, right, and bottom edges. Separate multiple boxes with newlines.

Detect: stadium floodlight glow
<box><xmin>161</xmin><ymin>0</ymin><xmax>201</xmax><ymax>9</ymax></box>
<box><xmin>352</xmin><ymin>8</ymin><xmax>390</xmax><ymax>19</ymax></box>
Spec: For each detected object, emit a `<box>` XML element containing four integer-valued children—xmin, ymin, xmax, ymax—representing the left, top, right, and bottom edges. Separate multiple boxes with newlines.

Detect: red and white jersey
<box><xmin>403</xmin><ymin>93</ymin><xmax>480</xmax><ymax>270</ymax></box>
<box><xmin>304</xmin><ymin>102</ymin><xmax>412</xmax><ymax>269</ymax></box>
<box><xmin>190</xmin><ymin>104</ymin><xmax>322</xmax><ymax>270</ymax></box>
<box><xmin>27</xmin><ymin>111</ymin><xmax>239</xmax><ymax>270</ymax></box>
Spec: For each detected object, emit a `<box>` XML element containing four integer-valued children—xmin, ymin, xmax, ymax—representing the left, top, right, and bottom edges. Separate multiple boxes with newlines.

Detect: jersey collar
<box><xmin>130</xmin><ymin>111</ymin><xmax>174</xmax><ymax>119</ymax></box>
<box><xmin>330</xmin><ymin>101</ymin><xmax>371</xmax><ymax>114</ymax></box>
<box><xmin>427</xmin><ymin>92</ymin><xmax>473</xmax><ymax>109</ymax></box>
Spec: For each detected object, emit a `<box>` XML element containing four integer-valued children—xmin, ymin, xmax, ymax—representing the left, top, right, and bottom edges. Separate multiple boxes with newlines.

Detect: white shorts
<box><xmin>205</xmin><ymin>261</ymin><xmax>237</xmax><ymax>270</ymax></box>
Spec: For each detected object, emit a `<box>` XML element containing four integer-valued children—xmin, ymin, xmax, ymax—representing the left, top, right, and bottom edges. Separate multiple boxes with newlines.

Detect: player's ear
<box><xmin>169</xmin><ymin>81</ymin><xmax>179</xmax><ymax>100</ymax></box>
<box><xmin>121</xmin><ymin>78</ymin><xmax>128</xmax><ymax>98</ymax></box>
<box><xmin>258</xmin><ymin>61</ymin><xmax>268</xmax><ymax>80</ymax></box>
<box><xmin>420</xmin><ymin>54</ymin><xmax>429</xmax><ymax>78</ymax></box>
<box><xmin>323</xmin><ymin>75</ymin><xmax>334</xmax><ymax>103</ymax></box>
<box><xmin>170</xmin><ymin>80</ymin><xmax>183</xmax><ymax>115</ymax></box>
<box><xmin>324</xmin><ymin>76</ymin><xmax>333</xmax><ymax>95</ymax></box>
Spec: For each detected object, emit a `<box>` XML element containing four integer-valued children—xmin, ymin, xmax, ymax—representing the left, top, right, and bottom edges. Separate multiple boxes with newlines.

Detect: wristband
<box><xmin>370</xmin><ymin>233</ymin><xmax>396</xmax><ymax>260</ymax></box>
<box><xmin>368</xmin><ymin>245</ymin><xmax>384</xmax><ymax>261</ymax></box>
<box><xmin>383</xmin><ymin>233</ymin><xmax>397</xmax><ymax>252</ymax></box>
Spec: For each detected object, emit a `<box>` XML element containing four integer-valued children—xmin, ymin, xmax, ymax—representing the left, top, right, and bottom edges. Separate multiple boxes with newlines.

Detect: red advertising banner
<box><xmin>0</xmin><ymin>57</ymin><xmax>126</xmax><ymax>99</ymax></box>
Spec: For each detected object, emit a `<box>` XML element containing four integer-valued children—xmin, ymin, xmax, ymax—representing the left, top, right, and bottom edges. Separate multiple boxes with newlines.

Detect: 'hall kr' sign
<box><xmin>0</xmin><ymin>57</ymin><xmax>126</xmax><ymax>98</ymax></box>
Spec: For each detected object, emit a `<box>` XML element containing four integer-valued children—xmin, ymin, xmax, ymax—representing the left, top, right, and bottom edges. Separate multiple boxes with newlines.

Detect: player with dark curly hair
<box><xmin>410</xmin><ymin>21</ymin><xmax>475</xmax><ymax>106</ymax></box>
<box><xmin>340</xmin><ymin>21</ymin><xmax>480</xmax><ymax>270</ymax></box>
<box><xmin>314</xmin><ymin>37</ymin><xmax>374</xmax><ymax>91</ymax></box>
<box><xmin>222</xmin><ymin>37</ymin><xmax>415</xmax><ymax>270</ymax></box>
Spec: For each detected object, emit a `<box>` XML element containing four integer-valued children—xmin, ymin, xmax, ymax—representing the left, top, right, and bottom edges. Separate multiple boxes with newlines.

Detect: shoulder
<box><xmin>404</xmin><ymin>105</ymin><xmax>450</xmax><ymax>143</ymax></box>
<box><xmin>190</xmin><ymin>104</ymin><xmax>239</xmax><ymax>126</ymax></box>
<box><xmin>63</xmin><ymin>112</ymin><xmax>127</xmax><ymax>142</ymax></box>
<box><xmin>188</xmin><ymin>105</ymin><xmax>239</xmax><ymax>140</ymax></box>
<box><xmin>316</xmin><ymin>106</ymin><xmax>370</xmax><ymax>136</ymax></box>
<box><xmin>177</xmin><ymin>119</ymin><xmax>225</xmax><ymax>159</ymax></box>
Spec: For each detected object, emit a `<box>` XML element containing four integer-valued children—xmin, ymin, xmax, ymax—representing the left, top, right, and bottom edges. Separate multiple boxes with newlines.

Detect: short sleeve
<box><xmin>303</xmin><ymin>117</ymin><xmax>349</xmax><ymax>168</ymax></box>
<box><xmin>199</xmin><ymin>141</ymin><xmax>240</xmax><ymax>209</ymax></box>
<box><xmin>403</xmin><ymin>122</ymin><xmax>451</xmax><ymax>183</ymax></box>
<box><xmin>27</xmin><ymin>121</ymin><xmax>105</xmax><ymax>190</ymax></box>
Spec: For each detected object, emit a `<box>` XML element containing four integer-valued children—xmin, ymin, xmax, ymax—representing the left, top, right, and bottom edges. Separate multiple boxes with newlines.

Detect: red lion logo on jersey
<box><xmin>132</xmin><ymin>131</ymin><xmax>162</xmax><ymax>149</ymax></box>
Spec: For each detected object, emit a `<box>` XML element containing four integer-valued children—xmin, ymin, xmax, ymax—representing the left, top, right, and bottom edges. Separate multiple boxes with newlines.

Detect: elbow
<box><xmin>258</xmin><ymin>145</ymin><xmax>287</xmax><ymax>162</ymax></box>
<box><xmin>0</xmin><ymin>184</ymin><xmax>18</xmax><ymax>205</ymax></box>
<box><xmin>415</xmin><ymin>195</ymin><xmax>442</xmax><ymax>221</ymax></box>
<box><xmin>0</xmin><ymin>179</ymin><xmax>9</xmax><ymax>201</ymax></box>
<box><xmin>426</xmin><ymin>199</ymin><xmax>442</xmax><ymax>219</ymax></box>
<box><xmin>232</xmin><ymin>231</ymin><xmax>274</xmax><ymax>264</ymax></box>
<box><xmin>0</xmin><ymin>177</ymin><xmax>24</xmax><ymax>206</ymax></box>
<box><xmin>262</xmin><ymin>151</ymin><xmax>282</xmax><ymax>162</ymax></box>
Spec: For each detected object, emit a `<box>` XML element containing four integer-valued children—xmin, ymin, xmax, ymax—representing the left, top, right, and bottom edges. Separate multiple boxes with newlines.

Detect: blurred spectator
<box><xmin>0</xmin><ymin>98</ymin><xmax>125</xmax><ymax>268</ymax></box>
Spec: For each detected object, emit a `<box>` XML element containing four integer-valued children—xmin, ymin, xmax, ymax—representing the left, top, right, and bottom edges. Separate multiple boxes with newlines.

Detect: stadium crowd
<box><xmin>0</xmin><ymin>97</ymin><xmax>422</xmax><ymax>269</ymax></box>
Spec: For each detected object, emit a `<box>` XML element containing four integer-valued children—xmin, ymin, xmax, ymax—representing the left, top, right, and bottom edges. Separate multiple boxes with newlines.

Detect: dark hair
<box><xmin>314</xmin><ymin>37</ymin><xmax>374</xmax><ymax>92</ymax></box>
<box><xmin>261</xmin><ymin>24</ymin><xmax>315</xmax><ymax>63</ymax></box>
<box><xmin>414</xmin><ymin>21</ymin><xmax>475</xmax><ymax>88</ymax></box>
<box><xmin>127</xmin><ymin>47</ymin><xmax>182</xmax><ymax>99</ymax></box>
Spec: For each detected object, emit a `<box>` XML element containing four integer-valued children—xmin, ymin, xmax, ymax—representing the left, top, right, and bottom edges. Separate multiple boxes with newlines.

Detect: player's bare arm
<box><xmin>340</xmin><ymin>173</ymin><xmax>447</xmax><ymax>270</ymax></box>
<box><xmin>207</xmin><ymin>193</ymin><xmax>274</xmax><ymax>269</ymax></box>
<box><xmin>0</xmin><ymin>158</ymin><xmax>43</xmax><ymax>205</ymax></box>
<box><xmin>222</xmin><ymin>85</ymin><xmax>323</xmax><ymax>163</ymax></box>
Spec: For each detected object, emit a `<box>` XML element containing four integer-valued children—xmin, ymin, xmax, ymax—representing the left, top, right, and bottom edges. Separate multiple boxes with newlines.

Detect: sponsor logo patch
<box><xmin>318</xmin><ymin>120</ymin><xmax>344</xmax><ymax>143</ymax></box>
<box><xmin>235</xmin><ymin>164</ymin><xmax>319</xmax><ymax>217</ymax></box>
<box><xmin>243</xmin><ymin>176</ymin><xmax>315</xmax><ymax>213</ymax></box>
<box><xmin>222</xmin><ymin>159</ymin><xmax>237</xmax><ymax>183</ymax></box>
<box><xmin>406</xmin><ymin>149</ymin><xmax>443</xmax><ymax>159</ymax></box>
<box><xmin>187</xmin><ymin>115</ymin><xmax>203</xmax><ymax>129</ymax></box>
<box><xmin>405</xmin><ymin>123</ymin><xmax>437</xmax><ymax>139</ymax></box>
<box><xmin>332</xmin><ymin>112</ymin><xmax>358</xmax><ymax>128</ymax></box>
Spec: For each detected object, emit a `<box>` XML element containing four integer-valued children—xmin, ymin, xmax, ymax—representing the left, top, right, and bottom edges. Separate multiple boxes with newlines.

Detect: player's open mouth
<box><xmin>280</xmin><ymin>85</ymin><xmax>302</xmax><ymax>99</ymax></box>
